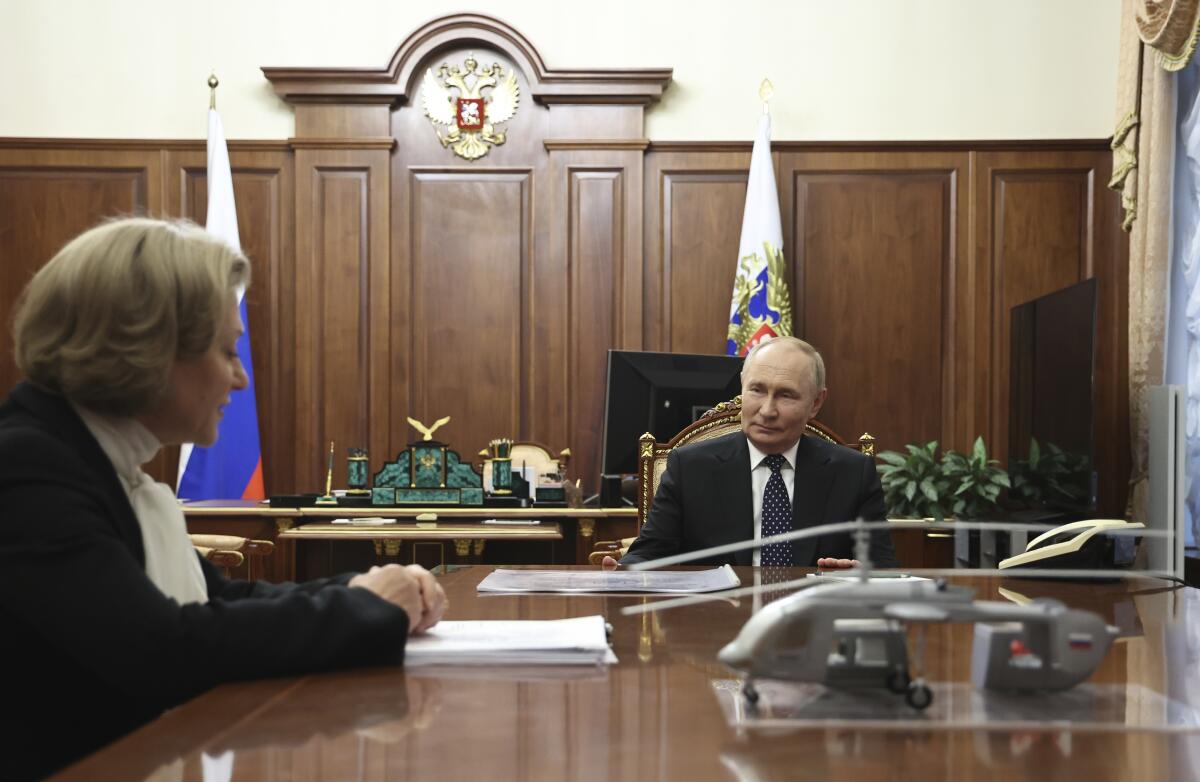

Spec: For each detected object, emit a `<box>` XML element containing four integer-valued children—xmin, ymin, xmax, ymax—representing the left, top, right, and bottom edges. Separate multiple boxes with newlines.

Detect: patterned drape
<box><xmin>1111</xmin><ymin>0</ymin><xmax>1200</xmax><ymax>522</ymax></box>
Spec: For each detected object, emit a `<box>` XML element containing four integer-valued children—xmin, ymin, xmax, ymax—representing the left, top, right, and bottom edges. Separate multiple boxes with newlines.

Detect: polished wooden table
<box><xmin>50</xmin><ymin>568</ymin><xmax>1200</xmax><ymax>781</ymax></box>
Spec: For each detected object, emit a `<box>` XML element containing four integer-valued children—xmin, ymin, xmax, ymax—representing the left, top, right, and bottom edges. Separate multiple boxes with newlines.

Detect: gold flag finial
<box><xmin>759</xmin><ymin>78</ymin><xmax>774</xmax><ymax>113</ymax></box>
<box><xmin>208</xmin><ymin>73</ymin><xmax>219</xmax><ymax>110</ymax></box>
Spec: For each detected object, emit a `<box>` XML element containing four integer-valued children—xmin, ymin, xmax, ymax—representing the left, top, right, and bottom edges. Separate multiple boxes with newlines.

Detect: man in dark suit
<box><xmin>617</xmin><ymin>337</ymin><xmax>897</xmax><ymax>568</ymax></box>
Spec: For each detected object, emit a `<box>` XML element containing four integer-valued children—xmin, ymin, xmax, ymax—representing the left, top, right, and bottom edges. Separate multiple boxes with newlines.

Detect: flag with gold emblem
<box><xmin>726</xmin><ymin>104</ymin><xmax>792</xmax><ymax>356</ymax></box>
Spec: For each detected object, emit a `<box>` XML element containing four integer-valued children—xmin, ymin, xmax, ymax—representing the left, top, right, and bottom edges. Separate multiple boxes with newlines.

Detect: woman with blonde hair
<box><xmin>0</xmin><ymin>217</ymin><xmax>445</xmax><ymax>781</ymax></box>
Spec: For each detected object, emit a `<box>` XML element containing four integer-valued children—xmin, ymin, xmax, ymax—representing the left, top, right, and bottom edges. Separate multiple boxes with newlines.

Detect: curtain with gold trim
<box><xmin>1111</xmin><ymin>0</ymin><xmax>1200</xmax><ymax>522</ymax></box>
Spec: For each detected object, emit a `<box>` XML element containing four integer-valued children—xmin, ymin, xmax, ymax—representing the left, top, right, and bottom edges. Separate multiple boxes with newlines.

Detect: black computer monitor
<box><xmin>600</xmin><ymin>350</ymin><xmax>744</xmax><ymax>480</ymax></box>
<box><xmin>1008</xmin><ymin>278</ymin><xmax>1098</xmax><ymax>513</ymax></box>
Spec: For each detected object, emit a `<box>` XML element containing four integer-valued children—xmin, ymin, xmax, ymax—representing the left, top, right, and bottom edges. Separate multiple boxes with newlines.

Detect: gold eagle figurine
<box><xmin>407</xmin><ymin>416</ymin><xmax>451</xmax><ymax>442</ymax></box>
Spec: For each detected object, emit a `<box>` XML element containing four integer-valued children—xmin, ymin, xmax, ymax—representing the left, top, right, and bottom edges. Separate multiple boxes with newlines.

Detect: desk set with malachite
<box><xmin>370</xmin><ymin>440</ymin><xmax>485</xmax><ymax>506</ymax></box>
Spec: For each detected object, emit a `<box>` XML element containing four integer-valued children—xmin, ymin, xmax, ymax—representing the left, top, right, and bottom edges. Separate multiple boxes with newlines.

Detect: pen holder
<box><xmin>347</xmin><ymin>448</ymin><xmax>370</xmax><ymax>495</ymax></box>
<box><xmin>490</xmin><ymin>457</ymin><xmax>513</xmax><ymax>494</ymax></box>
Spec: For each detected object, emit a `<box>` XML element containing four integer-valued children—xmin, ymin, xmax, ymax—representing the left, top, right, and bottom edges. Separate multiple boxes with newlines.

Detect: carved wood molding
<box><xmin>262</xmin><ymin>13</ymin><xmax>672</xmax><ymax>107</ymax></box>
<box><xmin>0</xmin><ymin>138</ymin><xmax>291</xmax><ymax>152</ymax></box>
<box><xmin>287</xmin><ymin>137</ymin><xmax>397</xmax><ymax>150</ymax></box>
<box><xmin>543</xmin><ymin>139</ymin><xmax>650</xmax><ymax>151</ymax></box>
<box><xmin>648</xmin><ymin>139</ymin><xmax>1114</xmax><ymax>153</ymax></box>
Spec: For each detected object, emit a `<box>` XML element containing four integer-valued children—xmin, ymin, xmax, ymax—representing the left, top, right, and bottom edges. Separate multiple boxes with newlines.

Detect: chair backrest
<box><xmin>477</xmin><ymin>441</ymin><xmax>570</xmax><ymax>491</ymax></box>
<box><xmin>634</xmin><ymin>396</ymin><xmax>876</xmax><ymax>527</ymax></box>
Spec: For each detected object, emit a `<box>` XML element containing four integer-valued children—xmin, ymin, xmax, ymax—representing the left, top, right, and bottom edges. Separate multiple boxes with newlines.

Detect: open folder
<box><xmin>404</xmin><ymin>615</ymin><xmax>615</xmax><ymax>666</ymax></box>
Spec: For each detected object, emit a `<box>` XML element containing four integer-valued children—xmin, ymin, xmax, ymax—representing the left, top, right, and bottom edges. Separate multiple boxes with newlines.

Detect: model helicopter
<box><xmin>625</xmin><ymin>518</ymin><xmax>1161</xmax><ymax>711</ymax></box>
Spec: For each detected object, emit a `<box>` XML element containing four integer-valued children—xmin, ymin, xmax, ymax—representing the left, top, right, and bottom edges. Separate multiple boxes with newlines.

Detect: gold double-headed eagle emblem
<box><xmin>421</xmin><ymin>54</ymin><xmax>520</xmax><ymax>161</ymax></box>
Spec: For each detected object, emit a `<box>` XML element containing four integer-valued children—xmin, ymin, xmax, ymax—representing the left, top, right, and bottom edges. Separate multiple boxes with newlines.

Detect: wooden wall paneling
<box><xmin>270</xmin><ymin>15</ymin><xmax>668</xmax><ymax>497</ymax></box>
<box><xmin>387</xmin><ymin>144</ymin><xmax>414</xmax><ymax>475</ymax></box>
<box><xmin>643</xmin><ymin>150</ymin><xmax>752</xmax><ymax>353</ymax></box>
<box><xmin>0</xmin><ymin>140</ymin><xmax>1124</xmax><ymax>521</ymax></box>
<box><xmin>973</xmin><ymin>147</ymin><xmax>1127</xmax><ymax>515</ymax></box>
<box><xmin>528</xmin><ymin>147</ymin><xmax>568</xmax><ymax>471</ymax></box>
<box><xmin>406</xmin><ymin>167</ymin><xmax>532</xmax><ymax>461</ymax></box>
<box><xmin>547</xmin><ymin>146</ymin><xmax>643</xmax><ymax>492</ymax></box>
<box><xmin>162</xmin><ymin>147</ymin><xmax>295</xmax><ymax>495</ymax></box>
<box><xmin>293</xmin><ymin>105</ymin><xmax>391</xmax><ymax>140</ymax></box>
<box><xmin>0</xmin><ymin>148</ymin><xmax>161</xmax><ymax>391</ymax></box>
<box><xmin>293</xmin><ymin>147</ymin><xmax>390</xmax><ymax>492</ymax></box>
<box><xmin>979</xmin><ymin>154</ymin><xmax>1090</xmax><ymax>463</ymax></box>
<box><xmin>0</xmin><ymin>147</ymin><xmax>168</xmax><ymax>477</ymax></box>
<box><xmin>780</xmin><ymin>151</ymin><xmax>968</xmax><ymax>458</ymax></box>
<box><xmin>388</xmin><ymin>44</ymin><xmax>549</xmax><ymax>477</ymax></box>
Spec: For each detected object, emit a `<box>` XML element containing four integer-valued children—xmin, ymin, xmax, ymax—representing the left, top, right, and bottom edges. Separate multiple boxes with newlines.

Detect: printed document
<box><xmin>476</xmin><ymin>565</ymin><xmax>741</xmax><ymax>594</ymax></box>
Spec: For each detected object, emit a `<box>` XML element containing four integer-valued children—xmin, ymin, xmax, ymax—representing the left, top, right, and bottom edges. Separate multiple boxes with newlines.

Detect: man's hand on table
<box><xmin>816</xmin><ymin>557</ymin><xmax>860</xmax><ymax>570</ymax></box>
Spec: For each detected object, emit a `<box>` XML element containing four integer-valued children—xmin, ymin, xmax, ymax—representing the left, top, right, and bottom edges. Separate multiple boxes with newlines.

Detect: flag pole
<box><xmin>725</xmin><ymin>78</ymin><xmax>790</xmax><ymax>356</ymax></box>
<box><xmin>178</xmin><ymin>75</ymin><xmax>268</xmax><ymax>501</ymax></box>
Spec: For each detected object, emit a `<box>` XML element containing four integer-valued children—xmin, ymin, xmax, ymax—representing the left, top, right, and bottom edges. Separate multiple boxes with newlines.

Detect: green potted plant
<box><xmin>940</xmin><ymin>436</ymin><xmax>1010</xmax><ymax>519</ymax></box>
<box><xmin>876</xmin><ymin>441</ymin><xmax>951</xmax><ymax>521</ymax></box>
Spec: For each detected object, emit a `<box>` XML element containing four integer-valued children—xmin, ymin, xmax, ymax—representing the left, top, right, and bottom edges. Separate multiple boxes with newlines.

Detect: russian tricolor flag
<box><xmin>177</xmin><ymin>107</ymin><xmax>265</xmax><ymax>501</ymax></box>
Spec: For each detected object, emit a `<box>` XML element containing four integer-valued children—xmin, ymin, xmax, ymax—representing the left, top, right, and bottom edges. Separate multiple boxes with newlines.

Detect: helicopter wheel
<box><xmin>905</xmin><ymin>682</ymin><xmax>933</xmax><ymax>710</ymax></box>
<box><xmin>885</xmin><ymin>668</ymin><xmax>911</xmax><ymax>694</ymax></box>
<box><xmin>742</xmin><ymin>679</ymin><xmax>760</xmax><ymax>706</ymax></box>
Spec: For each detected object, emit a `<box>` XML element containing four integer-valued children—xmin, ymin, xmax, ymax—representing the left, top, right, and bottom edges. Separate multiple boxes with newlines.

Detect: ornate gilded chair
<box><xmin>477</xmin><ymin>441</ymin><xmax>571</xmax><ymax>492</ymax></box>
<box><xmin>589</xmin><ymin>396</ymin><xmax>875</xmax><ymax>563</ymax></box>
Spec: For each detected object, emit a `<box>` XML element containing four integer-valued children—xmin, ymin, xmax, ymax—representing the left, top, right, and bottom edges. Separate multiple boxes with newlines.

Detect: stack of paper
<box><xmin>803</xmin><ymin>573</ymin><xmax>930</xmax><ymax>583</ymax></box>
<box><xmin>476</xmin><ymin>565</ymin><xmax>741</xmax><ymax>594</ymax></box>
<box><xmin>404</xmin><ymin>615</ymin><xmax>616</xmax><ymax>666</ymax></box>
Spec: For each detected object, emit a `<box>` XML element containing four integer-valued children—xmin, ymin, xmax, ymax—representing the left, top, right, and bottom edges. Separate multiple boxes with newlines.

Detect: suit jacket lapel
<box><xmin>712</xmin><ymin>434</ymin><xmax>754</xmax><ymax>566</ymax></box>
<box><xmin>791</xmin><ymin>434</ymin><xmax>833</xmax><ymax>566</ymax></box>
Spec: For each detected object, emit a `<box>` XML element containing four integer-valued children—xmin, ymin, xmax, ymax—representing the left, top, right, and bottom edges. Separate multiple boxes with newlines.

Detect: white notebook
<box><xmin>404</xmin><ymin>615</ymin><xmax>616</xmax><ymax>666</ymax></box>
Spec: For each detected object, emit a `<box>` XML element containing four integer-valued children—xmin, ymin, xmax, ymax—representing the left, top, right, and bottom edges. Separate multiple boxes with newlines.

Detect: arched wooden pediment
<box><xmin>263</xmin><ymin>13</ymin><xmax>671</xmax><ymax>107</ymax></box>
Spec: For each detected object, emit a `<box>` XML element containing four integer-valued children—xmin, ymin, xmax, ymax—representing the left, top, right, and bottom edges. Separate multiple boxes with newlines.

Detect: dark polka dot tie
<box><xmin>761</xmin><ymin>453</ymin><xmax>792</xmax><ymax>566</ymax></box>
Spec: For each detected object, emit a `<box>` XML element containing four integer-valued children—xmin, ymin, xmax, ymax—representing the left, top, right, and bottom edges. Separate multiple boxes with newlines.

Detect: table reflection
<box><xmin>49</xmin><ymin>567</ymin><xmax>1200</xmax><ymax>782</ymax></box>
